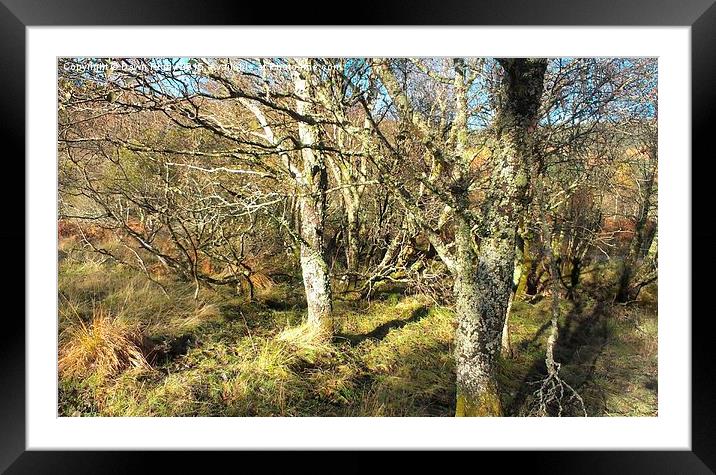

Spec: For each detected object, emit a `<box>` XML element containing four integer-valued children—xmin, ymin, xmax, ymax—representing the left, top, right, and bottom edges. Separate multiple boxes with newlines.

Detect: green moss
<box><xmin>455</xmin><ymin>389</ymin><xmax>502</xmax><ymax>417</ymax></box>
<box><xmin>514</xmin><ymin>170</ymin><xmax>529</xmax><ymax>189</ymax></box>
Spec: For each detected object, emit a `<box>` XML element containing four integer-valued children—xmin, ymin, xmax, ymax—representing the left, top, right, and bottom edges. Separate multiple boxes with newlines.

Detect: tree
<box><xmin>59</xmin><ymin>58</ymin><xmax>337</xmax><ymax>337</ymax></box>
<box><xmin>451</xmin><ymin>59</ymin><xmax>547</xmax><ymax>416</ymax></box>
<box><xmin>291</xmin><ymin>58</ymin><xmax>334</xmax><ymax>335</ymax></box>
<box><xmin>353</xmin><ymin>58</ymin><xmax>546</xmax><ymax>415</ymax></box>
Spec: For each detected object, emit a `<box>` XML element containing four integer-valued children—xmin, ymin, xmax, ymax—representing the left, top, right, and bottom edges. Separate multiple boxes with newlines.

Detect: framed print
<box><xmin>2</xmin><ymin>0</ymin><xmax>714</xmax><ymax>472</ymax></box>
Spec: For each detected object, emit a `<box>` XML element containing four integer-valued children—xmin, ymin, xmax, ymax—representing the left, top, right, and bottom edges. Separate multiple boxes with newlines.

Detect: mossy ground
<box><xmin>59</xmin><ymin>250</ymin><xmax>657</xmax><ymax>417</ymax></box>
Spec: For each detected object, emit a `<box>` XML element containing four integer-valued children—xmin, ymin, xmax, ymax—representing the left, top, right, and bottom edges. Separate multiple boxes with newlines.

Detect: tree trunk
<box><xmin>616</xmin><ymin>149</ymin><xmax>657</xmax><ymax>303</ymax></box>
<box><xmin>294</xmin><ymin>59</ymin><xmax>333</xmax><ymax>336</ymax></box>
<box><xmin>525</xmin><ymin>252</ymin><xmax>541</xmax><ymax>296</ymax></box>
<box><xmin>501</xmin><ymin>236</ymin><xmax>525</xmax><ymax>357</ymax></box>
<box><xmin>298</xmin><ymin>193</ymin><xmax>333</xmax><ymax>335</ymax></box>
<box><xmin>454</xmin><ymin>58</ymin><xmax>547</xmax><ymax>416</ymax></box>
<box><xmin>344</xmin><ymin>191</ymin><xmax>361</xmax><ymax>288</ymax></box>
<box><xmin>454</xmin><ymin>217</ymin><xmax>508</xmax><ymax>416</ymax></box>
<box><xmin>328</xmin><ymin>126</ymin><xmax>364</xmax><ymax>290</ymax></box>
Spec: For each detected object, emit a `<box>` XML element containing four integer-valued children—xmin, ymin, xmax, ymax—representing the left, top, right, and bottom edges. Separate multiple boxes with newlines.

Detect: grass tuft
<box><xmin>59</xmin><ymin>306</ymin><xmax>151</xmax><ymax>381</ymax></box>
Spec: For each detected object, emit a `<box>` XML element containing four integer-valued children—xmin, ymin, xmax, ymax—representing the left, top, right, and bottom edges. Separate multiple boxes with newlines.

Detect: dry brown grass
<box><xmin>249</xmin><ymin>272</ymin><xmax>274</xmax><ymax>292</ymax></box>
<box><xmin>172</xmin><ymin>303</ymin><xmax>222</xmax><ymax>332</ymax></box>
<box><xmin>59</xmin><ymin>307</ymin><xmax>151</xmax><ymax>381</ymax></box>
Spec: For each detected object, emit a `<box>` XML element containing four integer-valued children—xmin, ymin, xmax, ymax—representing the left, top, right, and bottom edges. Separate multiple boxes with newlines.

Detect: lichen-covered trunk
<box><xmin>328</xmin><ymin>127</ymin><xmax>364</xmax><ymax>290</ymax></box>
<box><xmin>454</xmin><ymin>217</ymin><xmax>515</xmax><ymax>416</ymax></box>
<box><xmin>299</xmin><ymin>193</ymin><xmax>333</xmax><ymax>335</ymax></box>
<box><xmin>344</xmin><ymin>192</ymin><xmax>361</xmax><ymax>288</ymax></box>
<box><xmin>454</xmin><ymin>58</ymin><xmax>547</xmax><ymax>416</ymax></box>
<box><xmin>294</xmin><ymin>59</ymin><xmax>333</xmax><ymax>336</ymax></box>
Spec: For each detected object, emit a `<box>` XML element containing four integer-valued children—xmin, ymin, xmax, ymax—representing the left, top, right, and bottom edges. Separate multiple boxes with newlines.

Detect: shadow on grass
<box><xmin>505</xmin><ymin>297</ymin><xmax>611</xmax><ymax>416</ymax></box>
<box><xmin>333</xmin><ymin>305</ymin><xmax>430</xmax><ymax>346</ymax></box>
<box><xmin>356</xmin><ymin>338</ymin><xmax>456</xmax><ymax>417</ymax></box>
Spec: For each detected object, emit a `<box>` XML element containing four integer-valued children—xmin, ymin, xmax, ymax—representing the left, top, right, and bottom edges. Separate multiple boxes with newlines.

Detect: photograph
<box><xmin>56</xmin><ymin>56</ymin><xmax>658</xmax><ymax>418</ymax></box>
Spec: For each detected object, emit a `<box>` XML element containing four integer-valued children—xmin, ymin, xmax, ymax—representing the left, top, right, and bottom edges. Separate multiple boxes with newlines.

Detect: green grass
<box><xmin>494</xmin><ymin>292</ymin><xmax>657</xmax><ymax>416</ymax></box>
<box><xmin>59</xmin><ymin>248</ymin><xmax>657</xmax><ymax>417</ymax></box>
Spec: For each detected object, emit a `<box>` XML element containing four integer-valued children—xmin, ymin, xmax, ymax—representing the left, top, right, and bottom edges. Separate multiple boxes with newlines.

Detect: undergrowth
<box><xmin>59</xmin><ymin>246</ymin><xmax>657</xmax><ymax>417</ymax></box>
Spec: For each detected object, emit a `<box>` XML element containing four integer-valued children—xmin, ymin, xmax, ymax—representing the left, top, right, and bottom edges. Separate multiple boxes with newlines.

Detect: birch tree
<box><xmin>59</xmin><ymin>57</ymin><xmax>337</xmax><ymax>336</ymax></box>
<box><xmin>291</xmin><ymin>58</ymin><xmax>333</xmax><ymax>335</ymax></box>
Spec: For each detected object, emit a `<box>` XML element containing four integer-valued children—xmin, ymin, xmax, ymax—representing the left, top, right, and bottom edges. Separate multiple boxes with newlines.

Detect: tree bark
<box><xmin>454</xmin><ymin>215</ymin><xmax>514</xmax><ymax>416</ymax></box>
<box><xmin>293</xmin><ymin>59</ymin><xmax>333</xmax><ymax>336</ymax></box>
<box><xmin>454</xmin><ymin>58</ymin><xmax>547</xmax><ymax>416</ymax></box>
<box><xmin>298</xmin><ymin>190</ymin><xmax>333</xmax><ymax>335</ymax></box>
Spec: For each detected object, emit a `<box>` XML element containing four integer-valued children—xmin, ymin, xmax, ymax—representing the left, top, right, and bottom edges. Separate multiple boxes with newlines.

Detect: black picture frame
<box><xmin>2</xmin><ymin>1</ymin><xmax>713</xmax><ymax>472</ymax></box>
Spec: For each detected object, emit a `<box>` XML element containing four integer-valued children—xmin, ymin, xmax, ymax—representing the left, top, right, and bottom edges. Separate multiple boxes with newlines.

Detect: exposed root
<box><xmin>529</xmin><ymin>363</ymin><xmax>587</xmax><ymax>417</ymax></box>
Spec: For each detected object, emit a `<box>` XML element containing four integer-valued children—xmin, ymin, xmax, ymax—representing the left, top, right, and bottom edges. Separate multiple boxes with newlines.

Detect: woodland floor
<box><xmin>58</xmin><ymin>247</ymin><xmax>657</xmax><ymax>417</ymax></box>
